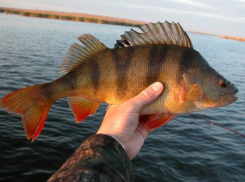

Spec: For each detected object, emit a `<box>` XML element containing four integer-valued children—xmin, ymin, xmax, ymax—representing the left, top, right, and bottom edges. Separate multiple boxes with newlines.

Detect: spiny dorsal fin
<box><xmin>60</xmin><ymin>34</ymin><xmax>107</xmax><ymax>75</ymax></box>
<box><xmin>115</xmin><ymin>21</ymin><xmax>193</xmax><ymax>49</ymax></box>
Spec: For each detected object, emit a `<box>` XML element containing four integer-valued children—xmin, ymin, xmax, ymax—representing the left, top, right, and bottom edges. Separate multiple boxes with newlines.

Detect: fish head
<box><xmin>182</xmin><ymin>51</ymin><xmax>238</xmax><ymax>111</ymax></box>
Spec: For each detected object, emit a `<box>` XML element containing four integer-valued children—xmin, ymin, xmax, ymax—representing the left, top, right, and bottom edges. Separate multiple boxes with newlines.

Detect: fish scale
<box><xmin>0</xmin><ymin>21</ymin><xmax>238</xmax><ymax>141</ymax></box>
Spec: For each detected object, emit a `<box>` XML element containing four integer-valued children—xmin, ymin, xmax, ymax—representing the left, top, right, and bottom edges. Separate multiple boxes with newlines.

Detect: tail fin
<box><xmin>0</xmin><ymin>84</ymin><xmax>52</xmax><ymax>141</ymax></box>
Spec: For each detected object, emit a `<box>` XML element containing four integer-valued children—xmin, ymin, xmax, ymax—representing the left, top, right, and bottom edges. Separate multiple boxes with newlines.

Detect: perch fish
<box><xmin>0</xmin><ymin>21</ymin><xmax>238</xmax><ymax>141</ymax></box>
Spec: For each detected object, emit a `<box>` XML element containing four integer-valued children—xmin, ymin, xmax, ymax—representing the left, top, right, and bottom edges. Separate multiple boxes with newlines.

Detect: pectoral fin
<box><xmin>183</xmin><ymin>73</ymin><xmax>203</xmax><ymax>101</ymax></box>
<box><xmin>187</xmin><ymin>83</ymin><xmax>203</xmax><ymax>101</ymax></box>
<box><xmin>144</xmin><ymin>113</ymin><xmax>177</xmax><ymax>130</ymax></box>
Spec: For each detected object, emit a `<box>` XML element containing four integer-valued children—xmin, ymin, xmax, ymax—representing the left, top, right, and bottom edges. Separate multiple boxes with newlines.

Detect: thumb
<box><xmin>128</xmin><ymin>82</ymin><xmax>164</xmax><ymax>111</ymax></box>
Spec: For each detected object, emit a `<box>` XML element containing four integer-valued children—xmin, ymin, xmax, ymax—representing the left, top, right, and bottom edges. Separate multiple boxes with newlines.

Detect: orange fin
<box><xmin>68</xmin><ymin>97</ymin><xmax>101</xmax><ymax>123</ymax></box>
<box><xmin>0</xmin><ymin>84</ymin><xmax>52</xmax><ymax>141</ymax></box>
<box><xmin>145</xmin><ymin>113</ymin><xmax>176</xmax><ymax>130</ymax></box>
<box><xmin>187</xmin><ymin>83</ymin><xmax>203</xmax><ymax>101</ymax></box>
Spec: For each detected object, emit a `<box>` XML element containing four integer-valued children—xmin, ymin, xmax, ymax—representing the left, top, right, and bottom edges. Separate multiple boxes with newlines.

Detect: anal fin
<box><xmin>68</xmin><ymin>97</ymin><xmax>101</xmax><ymax>123</ymax></box>
<box><xmin>143</xmin><ymin>113</ymin><xmax>177</xmax><ymax>130</ymax></box>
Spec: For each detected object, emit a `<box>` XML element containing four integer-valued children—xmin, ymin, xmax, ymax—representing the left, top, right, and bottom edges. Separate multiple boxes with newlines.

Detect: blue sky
<box><xmin>0</xmin><ymin>0</ymin><xmax>245</xmax><ymax>37</ymax></box>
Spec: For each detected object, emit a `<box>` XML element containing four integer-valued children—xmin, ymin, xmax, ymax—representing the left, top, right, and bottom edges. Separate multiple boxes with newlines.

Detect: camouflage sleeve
<box><xmin>47</xmin><ymin>134</ymin><xmax>133</xmax><ymax>182</ymax></box>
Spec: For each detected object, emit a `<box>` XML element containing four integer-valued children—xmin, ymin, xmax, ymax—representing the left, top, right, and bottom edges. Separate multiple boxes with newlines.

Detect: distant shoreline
<box><xmin>1</xmin><ymin>6</ymin><xmax>244</xmax><ymax>42</ymax></box>
<box><xmin>219</xmin><ymin>36</ymin><xmax>245</xmax><ymax>42</ymax></box>
<box><xmin>0</xmin><ymin>6</ymin><xmax>146</xmax><ymax>27</ymax></box>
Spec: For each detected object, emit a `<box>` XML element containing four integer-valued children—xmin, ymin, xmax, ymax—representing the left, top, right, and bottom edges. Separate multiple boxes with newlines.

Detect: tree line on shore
<box><xmin>1</xmin><ymin>7</ymin><xmax>244</xmax><ymax>41</ymax></box>
<box><xmin>0</xmin><ymin>7</ymin><xmax>143</xmax><ymax>27</ymax></box>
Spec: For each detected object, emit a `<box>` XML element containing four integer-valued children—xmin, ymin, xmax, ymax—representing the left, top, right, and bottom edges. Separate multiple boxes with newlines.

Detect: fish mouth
<box><xmin>199</xmin><ymin>89</ymin><xmax>239</xmax><ymax>109</ymax></box>
<box><xmin>215</xmin><ymin>89</ymin><xmax>239</xmax><ymax>107</ymax></box>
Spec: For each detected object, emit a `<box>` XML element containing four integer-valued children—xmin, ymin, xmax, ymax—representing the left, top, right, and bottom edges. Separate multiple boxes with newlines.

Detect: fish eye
<box><xmin>220</xmin><ymin>78</ymin><xmax>229</xmax><ymax>88</ymax></box>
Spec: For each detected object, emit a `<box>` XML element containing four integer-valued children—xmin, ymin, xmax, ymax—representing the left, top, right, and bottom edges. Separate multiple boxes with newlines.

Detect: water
<box><xmin>0</xmin><ymin>14</ymin><xmax>245</xmax><ymax>182</ymax></box>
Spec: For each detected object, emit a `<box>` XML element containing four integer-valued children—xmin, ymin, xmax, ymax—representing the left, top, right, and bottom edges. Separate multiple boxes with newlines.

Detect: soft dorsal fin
<box><xmin>115</xmin><ymin>21</ymin><xmax>193</xmax><ymax>49</ymax></box>
<box><xmin>60</xmin><ymin>34</ymin><xmax>107</xmax><ymax>75</ymax></box>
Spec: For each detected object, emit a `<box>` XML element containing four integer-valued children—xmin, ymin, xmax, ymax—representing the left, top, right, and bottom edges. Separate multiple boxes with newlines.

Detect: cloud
<box><xmin>0</xmin><ymin>0</ymin><xmax>76</xmax><ymax>12</ymax></box>
<box><xmin>169</xmin><ymin>0</ymin><xmax>212</xmax><ymax>8</ymax></box>
<box><xmin>121</xmin><ymin>3</ymin><xmax>245</xmax><ymax>22</ymax></box>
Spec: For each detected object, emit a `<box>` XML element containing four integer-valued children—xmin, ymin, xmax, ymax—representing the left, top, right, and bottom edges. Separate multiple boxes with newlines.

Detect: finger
<box><xmin>128</xmin><ymin>82</ymin><xmax>164</xmax><ymax>110</ymax></box>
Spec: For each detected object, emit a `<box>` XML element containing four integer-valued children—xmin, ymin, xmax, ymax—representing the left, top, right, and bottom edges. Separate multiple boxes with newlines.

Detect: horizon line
<box><xmin>1</xmin><ymin>6</ymin><xmax>244</xmax><ymax>41</ymax></box>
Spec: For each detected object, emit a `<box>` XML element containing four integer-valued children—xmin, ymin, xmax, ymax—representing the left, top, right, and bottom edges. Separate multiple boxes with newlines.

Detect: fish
<box><xmin>0</xmin><ymin>21</ymin><xmax>238</xmax><ymax>141</ymax></box>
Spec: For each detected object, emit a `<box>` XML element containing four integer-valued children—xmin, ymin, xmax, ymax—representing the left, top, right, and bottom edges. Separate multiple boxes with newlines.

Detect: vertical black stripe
<box><xmin>145</xmin><ymin>45</ymin><xmax>169</xmax><ymax>86</ymax></box>
<box><xmin>177</xmin><ymin>49</ymin><xmax>195</xmax><ymax>84</ymax></box>
<box><xmin>41</xmin><ymin>69</ymin><xmax>78</xmax><ymax>101</ymax></box>
<box><xmin>112</xmin><ymin>47</ymin><xmax>134</xmax><ymax>98</ymax></box>
<box><xmin>41</xmin><ymin>83</ymin><xmax>53</xmax><ymax>101</ymax></box>
<box><xmin>62</xmin><ymin>71</ymin><xmax>78</xmax><ymax>91</ymax></box>
<box><xmin>87</xmin><ymin>57</ymin><xmax>100</xmax><ymax>93</ymax></box>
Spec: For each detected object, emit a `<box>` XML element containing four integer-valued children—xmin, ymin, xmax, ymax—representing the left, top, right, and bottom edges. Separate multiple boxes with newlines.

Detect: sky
<box><xmin>0</xmin><ymin>0</ymin><xmax>245</xmax><ymax>37</ymax></box>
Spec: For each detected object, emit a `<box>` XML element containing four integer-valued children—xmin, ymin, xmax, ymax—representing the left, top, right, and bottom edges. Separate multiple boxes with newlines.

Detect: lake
<box><xmin>0</xmin><ymin>13</ymin><xmax>245</xmax><ymax>182</ymax></box>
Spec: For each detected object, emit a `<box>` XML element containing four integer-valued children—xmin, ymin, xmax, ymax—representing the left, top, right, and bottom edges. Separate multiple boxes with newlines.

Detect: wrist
<box><xmin>96</xmin><ymin>132</ymin><xmax>126</xmax><ymax>151</ymax></box>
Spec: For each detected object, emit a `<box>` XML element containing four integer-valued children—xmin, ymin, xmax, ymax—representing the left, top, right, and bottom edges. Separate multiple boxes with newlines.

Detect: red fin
<box><xmin>68</xmin><ymin>97</ymin><xmax>101</xmax><ymax>123</ymax></box>
<box><xmin>145</xmin><ymin>113</ymin><xmax>176</xmax><ymax>130</ymax></box>
<box><xmin>0</xmin><ymin>84</ymin><xmax>52</xmax><ymax>141</ymax></box>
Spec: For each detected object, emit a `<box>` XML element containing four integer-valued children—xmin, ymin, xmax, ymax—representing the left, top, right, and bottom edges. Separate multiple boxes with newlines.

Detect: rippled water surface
<box><xmin>0</xmin><ymin>14</ymin><xmax>245</xmax><ymax>182</ymax></box>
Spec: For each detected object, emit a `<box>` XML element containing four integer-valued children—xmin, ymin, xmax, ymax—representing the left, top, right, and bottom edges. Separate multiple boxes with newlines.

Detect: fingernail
<box><xmin>152</xmin><ymin>82</ymin><xmax>163</xmax><ymax>93</ymax></box>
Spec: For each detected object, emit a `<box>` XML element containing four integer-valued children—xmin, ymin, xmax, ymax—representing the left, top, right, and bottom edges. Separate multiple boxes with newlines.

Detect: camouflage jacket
<box><xmin>48</xmin><ymin>134</ymin><xmax>133</xmax><ymax>182</ymax></box>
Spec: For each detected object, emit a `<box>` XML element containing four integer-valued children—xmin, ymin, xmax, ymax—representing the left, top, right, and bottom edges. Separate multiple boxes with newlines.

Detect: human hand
<box><xmin>97</xmin><ymin>82</ymin><xmax>176</xmax><ymax>160</ymax></box>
